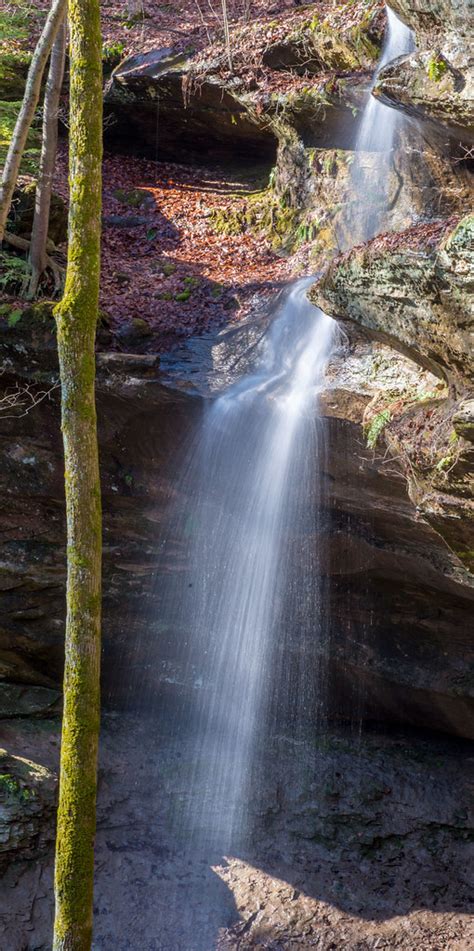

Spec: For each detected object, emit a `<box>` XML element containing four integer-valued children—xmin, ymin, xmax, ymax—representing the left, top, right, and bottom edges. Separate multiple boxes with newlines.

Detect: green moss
<box><xmin>112</xmin><ymin>187</ymin><xmax>148</xmax><ymax>207</ymax></box>
<box><xmin>0</xmin><ymin>100</ymin><xmax>41</xmax><ymax>173</ymax></box>
<box><xmin>0</xmin><ymin>771</ymin><xmax>32</xmax><ymax>802</ymax></box>
<box><xmin>0</xmin><ymin>0</ymin><xmax>41</xmax><ymax>104</ymax></box>
<box><xmin>365</xmin><ymin>408</ymin><xmax>391</xmax><ymax>448</ymax></box>
<box><xmin>161</xmin><ymin>262</ymin><xmax>176</xmax><ymax>276</ymax></box>
<box><xmin>427</xmin><ymin>54</ymin><xmax>448</xmax><ymax>82</ymax></box>
<box><xmin>101</xmin><ymin>39</ymin><xmax>125</xmax><ymax>68</ymax></box>
<box><xmin>175</xmin><ymin>288</ymin><xmax>191</xmax><ymax>302</ymax></box>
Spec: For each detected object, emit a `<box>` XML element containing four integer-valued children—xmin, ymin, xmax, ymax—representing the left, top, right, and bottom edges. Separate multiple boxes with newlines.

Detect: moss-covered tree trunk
<box><xmin>52</xmin><ymin>0</ymin><xmax>102</xmax><ymax>947</ymax></box>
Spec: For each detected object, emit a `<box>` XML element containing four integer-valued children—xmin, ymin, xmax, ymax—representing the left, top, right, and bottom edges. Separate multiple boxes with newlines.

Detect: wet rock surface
<box><xmin>1</xmin><ymin>715</ymin><xmax>473</xmax><ymax>950</ymax></box>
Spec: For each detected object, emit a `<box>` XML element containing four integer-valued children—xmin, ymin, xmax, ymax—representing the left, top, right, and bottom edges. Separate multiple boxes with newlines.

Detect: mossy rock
<box><xmin>0</xmin><ymin>747</ymin><xmax>57</xmax><ymax>860</ymax></box>
<box><xmin>7</xmin><ymin>182</ymin><xmax>68</xmax><ymax>245</ymax></box>
<box><xmin>113</xmin><ymin>187</ymin><xmax>150</xmax><ymax>208</ymax></box>
<box><xmin>116</xmin><ymin>316</ymin><xmax>153</xmax><ymax>348</ymax></box>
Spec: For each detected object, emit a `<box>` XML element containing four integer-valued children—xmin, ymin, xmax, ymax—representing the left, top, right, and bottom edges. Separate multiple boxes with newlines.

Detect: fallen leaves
<box><xmin>54</xmin><ymin>143</ymin><xmax>290</xmax><ymax>349</ymax></box>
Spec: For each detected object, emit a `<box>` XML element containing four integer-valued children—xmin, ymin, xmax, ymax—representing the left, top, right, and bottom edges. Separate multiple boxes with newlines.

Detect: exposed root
<box><xmin>3</xmin><ymin>231</ymin><xmax>64</xmax><ymax>297</ymax></box>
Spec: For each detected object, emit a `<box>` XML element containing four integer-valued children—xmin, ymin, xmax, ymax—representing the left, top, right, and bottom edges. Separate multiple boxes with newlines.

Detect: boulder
<box><xmin>0</xmin><ymin>748</ymin><xmax>56</xmax><ymax>863</ymax></box>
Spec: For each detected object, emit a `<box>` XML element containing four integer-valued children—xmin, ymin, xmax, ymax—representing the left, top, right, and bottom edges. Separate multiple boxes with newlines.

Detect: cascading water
<box><xmin>344</xmin><ymin>6</ymin><xmax>414</xmax><ymax>242</ymax></box>
<box><xmin>122</xmin><ymin>6</ymin><xmax>417</xmax><ymax>858</ymax></box>
<box><xmin>154</xmin><ymin>281</ymin><xmax>338</xmax><ymax>851</ymax></box>
<box><xmin>357</xmin><ymin>7</ymin><xmax>414</xmax><ymax>154</ymax></box>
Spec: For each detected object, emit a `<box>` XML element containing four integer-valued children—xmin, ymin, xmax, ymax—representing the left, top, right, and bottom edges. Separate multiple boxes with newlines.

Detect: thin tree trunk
<box><xmin>52</xmin><ymin>0</ymin><xmax>102</xmax><ymax>946</ymax></box>
<box><xmin>27</xmin><ymin>17</ymin><xmax>67</xmax><ymax>299</ymax></box>
<box><xmin>0</xmin><ymin>0</ymin><xmax>67</xmax><ymax>244</ymax></box>
<box><xmin>221</xmin><ymin>0</ymin><xmax>233</xmax><ymax>71</ymax></box>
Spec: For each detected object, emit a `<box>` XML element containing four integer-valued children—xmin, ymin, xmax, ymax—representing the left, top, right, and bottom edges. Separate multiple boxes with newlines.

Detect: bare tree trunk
<box><xmin>52</xmin><ymin>0</ymin><xmax>103</xmax><ymax>946</ymax></box>
<box><xmin>221</xmin><ymin>0</ymin><xmax>233</xmax><ymax>71</ymax></box>
<box><xmin>0</xmin><ymin>0</ymin><xmax>67</xmax><ymax>244</ymax></box>
<box><xmin>27</xmin><ymin>17</ymin><xmax>67</xmax><ymax>299</ymax></box>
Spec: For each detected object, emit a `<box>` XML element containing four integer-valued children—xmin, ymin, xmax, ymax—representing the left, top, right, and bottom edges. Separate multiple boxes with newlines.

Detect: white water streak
<box><xmin>346</xmin><ymin>7</ymin><xmax>415</xmax><ymax>243</ymax></box>
<box><xmin>173</xmin><ymin>281</ymin><xmax>337</xmax><ymax>847</ymax></box>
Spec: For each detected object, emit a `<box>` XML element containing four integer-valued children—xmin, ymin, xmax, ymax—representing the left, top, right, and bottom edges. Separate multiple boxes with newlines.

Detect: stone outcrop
<box><xmin>374</xmin><ymin>49</ymin><xmax>474</xmax><ymax>140</ymax></box>
<box><xmin>312</xmin><ymin>215</ymin><xmax>474</xmax><ymax>388</ymax></box>
<box><xmin>0</xmin><ymin>747</ymin><xmax>56</xmax><ymax>863</ymax></box>
<box><xmin>104</xmin><ymin>48</ymin><xmax>279</xmax><ymax>163</ymax></box>
<box><xmin>311</xmin><ymin>215</ymin><xmax>474</xmax><ymax>574</ymax></box>
<box><xmin>103</xmin><ymin>2</ymin><xmax>384</xmax><ymax>163</ymax></box>
<box><xmin>389</xmin><ymin>0</ymin><xmax>472</xmax><ymax>40</ymax></box>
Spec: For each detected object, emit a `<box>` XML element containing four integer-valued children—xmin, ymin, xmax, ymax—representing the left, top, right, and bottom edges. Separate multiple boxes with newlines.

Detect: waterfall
<box><xmin>153</xmin><ymin>281</ymin><xmax>337</xmax><ymax>850</ymax></box>
<box><xmin>356</xmin><ymin>7</ymin><xmax>415</xmax><ymax>155</ymax></box>
<box><xmin>343</xmin><ymin>6</ymin><xmax>415</xmax><ymax>243</ymax></box>
<box><xmin>125</xmin><ymin>3</ymin><xmax>412</xmax><ymax>859</ymax></box>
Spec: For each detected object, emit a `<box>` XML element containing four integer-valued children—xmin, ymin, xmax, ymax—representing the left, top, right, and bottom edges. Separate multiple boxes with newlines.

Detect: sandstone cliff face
<box><xmin>312</xmin><ymin>216</ymin><xmax>474</xmax><ymax>389</ymax></box>
<box><xmin>1</xmin><ymin>307</ymin><xmax>473</xmax><ymax>737</ymax></box>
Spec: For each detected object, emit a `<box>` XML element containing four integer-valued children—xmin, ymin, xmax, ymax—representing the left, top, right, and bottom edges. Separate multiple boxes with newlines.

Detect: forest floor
<box><xmin>2</xmin><ymin>713</ymin><xmax>473</xmax><ymax>951</ymax></box>
<box><xmin>52</xmin><ymin>144</ymin><xmax>291</xmax><ymax>348</ymax></box>
<box><xmin>1</xmin><ymin>0</ymin><xmax>383</xmax><ymax>345</ymax></box>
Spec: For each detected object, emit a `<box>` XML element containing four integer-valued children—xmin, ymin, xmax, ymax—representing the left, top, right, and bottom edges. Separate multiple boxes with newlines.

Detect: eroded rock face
<box><xmin>1</xmin><ymin>307</ymin><xmax>473</xmax><ymax>737</ymax></box>
<box><xmin>312</xmin><ymin>215</ymin><xmax>474</xmax><ymax>388</ymax></box>
<box><xmin>311</xmin><ymin>215</ymin><xmax>474</xmax><ymax>575</ymax></box>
